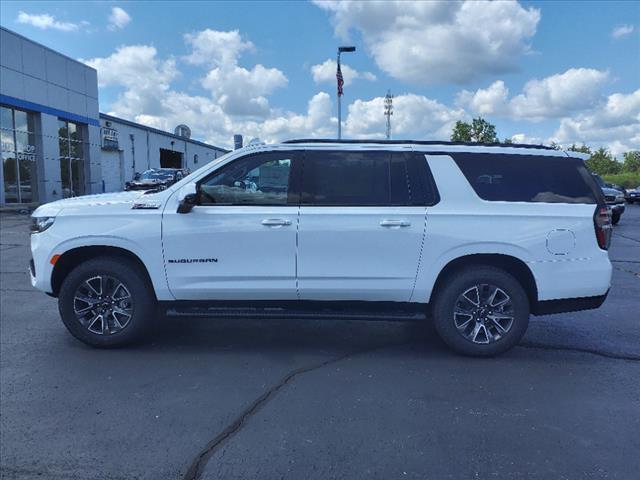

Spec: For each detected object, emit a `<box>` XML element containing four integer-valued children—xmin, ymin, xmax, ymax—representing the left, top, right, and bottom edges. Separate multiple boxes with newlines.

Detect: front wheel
<box><xmin>58</xmin><ymin>257</ymin><xmax>156</xmax><ymax>347</ymax></box>
<box><xmin>432</xmin><ymin>266</ymin><xmax>530</xmax><ymax>357</ymax></box>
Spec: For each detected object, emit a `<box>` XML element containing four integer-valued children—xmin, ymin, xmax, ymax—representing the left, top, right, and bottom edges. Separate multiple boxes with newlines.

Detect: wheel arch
<box><xmin>431</xmin><ymin>253</ymin><xmax>538</xmax><ymax>309</ymax></box>
<box><xmin>51</xmin><ymin>246</ymin><xmax>156</xmax><ymax>298</ymax></box>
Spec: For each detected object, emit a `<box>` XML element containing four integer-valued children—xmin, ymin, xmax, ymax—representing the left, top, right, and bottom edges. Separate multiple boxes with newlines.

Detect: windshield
<box><xmin>138</xmin><ymin>170</ymin><xmax>174</xmax><ymax>181</ymax></box>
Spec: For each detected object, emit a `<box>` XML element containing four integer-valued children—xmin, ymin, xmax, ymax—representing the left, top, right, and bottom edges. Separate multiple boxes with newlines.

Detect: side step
<box><xmin>165</xmin><ymin>306</ymin><xmax>426</xmax><ymax>322</ymax></box>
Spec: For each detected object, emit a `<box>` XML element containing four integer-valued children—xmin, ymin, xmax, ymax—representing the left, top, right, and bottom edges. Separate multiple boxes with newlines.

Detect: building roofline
<box><xmin>99</xmin><ymin>113</ymin><xmax>229</xmax><ymax>153</ymax></box>
<box><xmin>282</xmin><ymin>138</ymin><xmax>556</xmax><ymax>151</ymax></box>
<box><xmin>0</xmin><ymin>26</ymin><xmax>97</xmax><ymax>73</ymax></box>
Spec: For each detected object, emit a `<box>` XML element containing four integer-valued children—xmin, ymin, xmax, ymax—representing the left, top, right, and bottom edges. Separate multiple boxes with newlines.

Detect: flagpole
<box><xmin>337</xmin><ymin>51</ymin><xmax>342</xmax><ymax>140</ymax></box>
<box><xmin>336</xmin><ymin>46</ymin><xmax>355</xmax><ymax>140</ymax></box>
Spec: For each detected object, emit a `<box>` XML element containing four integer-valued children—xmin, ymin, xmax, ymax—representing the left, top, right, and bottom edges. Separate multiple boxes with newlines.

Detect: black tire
<box><xmin>432</xmin><ymin>266</ymin><xmax>529</xmax><ymax>357</ymax></box>
<box><xmin>58</xmin><ymin>257</ymin><xmax>155</xmax><ymax>347</ymax></box>
<box><xmin>612</xmin><ymin>212</ymin><xmax>620</xmax><ymax>225</ymax></box>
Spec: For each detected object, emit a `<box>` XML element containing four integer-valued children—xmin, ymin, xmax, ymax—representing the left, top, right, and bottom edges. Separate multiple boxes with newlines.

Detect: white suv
<box><xmin>29</xmin><ymin>140</ymin><xmax>613</xmax><ymax>356</ymax></box>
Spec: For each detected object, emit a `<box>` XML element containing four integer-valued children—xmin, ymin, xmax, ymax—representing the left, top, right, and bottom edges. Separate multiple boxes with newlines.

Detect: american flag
<box><xmin>336</xmin><ymin>62</ymin><xmax>344</xmax><ymax>97</ymax></box>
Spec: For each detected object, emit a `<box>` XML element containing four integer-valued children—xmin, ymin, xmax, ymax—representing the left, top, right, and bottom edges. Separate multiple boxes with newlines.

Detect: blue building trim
<box><xmin>0</xmin><ymin>94</ymin><xmax>100</xmax><ymax>127</ymax></box>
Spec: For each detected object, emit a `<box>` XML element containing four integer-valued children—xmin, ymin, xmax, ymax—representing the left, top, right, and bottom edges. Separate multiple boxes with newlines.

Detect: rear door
<box><xmin>297</xmin><ymin>150</ymin><xmax>435</xmax><ymax>302</ymax></box>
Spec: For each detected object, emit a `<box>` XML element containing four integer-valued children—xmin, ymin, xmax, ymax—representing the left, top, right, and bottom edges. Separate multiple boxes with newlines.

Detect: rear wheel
<box><xmin>58</xmin><ymin>257</ymin><xmax>155</xmax><ymax>347</ymax></box>
<box><xmin>432</xmin><ymin>266</ymin><xmax>529</xmax><ymax>356</ymax></box>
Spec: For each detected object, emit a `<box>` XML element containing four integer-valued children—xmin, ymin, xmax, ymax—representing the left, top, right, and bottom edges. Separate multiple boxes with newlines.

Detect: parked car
<box><xmin>124</xmin><ymin>168</ymin><xmax>188</xmax><ymax>191</ymax></box>
<box><xmin>29</xmin><ymin>140</ymin><xmax>612</xmax><ymax>357</ymax></box>
<box><xmin>625</xmin><ymin>186</ymin><xmax>640</xmax><ymax>204</ymax></box>
<box><xmin>592</xmin><ymin>174</ymin><xmax>625</xmax><ymax>224</ymax></box>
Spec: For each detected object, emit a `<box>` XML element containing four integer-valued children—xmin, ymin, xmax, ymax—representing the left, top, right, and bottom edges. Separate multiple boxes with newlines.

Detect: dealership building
<box><xmin>0</xmin><ymin>27</ymin><xmax>227</xmax><ymax>206</ymax></box>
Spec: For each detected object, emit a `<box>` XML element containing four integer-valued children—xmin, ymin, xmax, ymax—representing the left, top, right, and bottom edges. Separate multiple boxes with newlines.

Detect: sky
<box><xmin>1</xmin><ymin>0</ymin><xmax>639</xmax><ymax>155</ymax></box>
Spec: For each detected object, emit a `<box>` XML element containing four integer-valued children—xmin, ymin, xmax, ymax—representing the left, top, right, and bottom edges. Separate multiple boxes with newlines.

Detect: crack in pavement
<box><xmin>519</xmin><ymin>342</ymin><xmax>640</xmax><ymax>361</ymax></box>
<box><xmin>613</xmin><ymin>265</ymin><xmax>640</xmax><ymax>278</ymax></box>
<box><xmin>182</xmin><ymin>342</ymin><xmax>400</xmax><ymax>480</ymax></box>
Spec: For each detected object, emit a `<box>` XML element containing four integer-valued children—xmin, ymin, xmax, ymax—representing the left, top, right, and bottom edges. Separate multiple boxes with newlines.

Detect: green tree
<box><xmin>451</xmin><ymin>117</ymin><xmax>499</xmax><ymax>143</ymax></box>
<box><xmin>585</xmin><ymin>147</ymin><xmax>621</xmax><ymax>175</ymax></box>
<box><xmin>622</xmin><ymin>151</ymin><xmax>640</xmax><ymax>172</ymax></box>
<box><xmin>568</xmin><ymin>143</ymin><xmax>592</xmax><ymax>154</ymax></box>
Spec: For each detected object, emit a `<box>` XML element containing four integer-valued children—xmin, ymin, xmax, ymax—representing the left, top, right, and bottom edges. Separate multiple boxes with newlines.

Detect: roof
<box><xmin>283</xmin><ymin>139</ymin><xmax>556</xmax><ymax>151</ymax></box>
<box><xmin>99</xmin><ymin>113</ymin><xmax>229</xmax><ymax>153</ymax></box>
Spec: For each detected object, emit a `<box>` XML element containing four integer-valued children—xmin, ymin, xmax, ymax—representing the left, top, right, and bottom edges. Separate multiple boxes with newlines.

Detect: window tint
<box><xmin>453</xmin><ymin>153</ymin><xmax>598</xmax><ymax>204</ymax></box>
<box><xmin>406</xmin><ymin>153</ymin><xmax>439</xmax><ymax>206</ymax></box>
<box><xmin>302</xmin><ymin>151</ymin><xmax>425</xmax><ymax>206</ymax></box>
<box><xmin>199</xmin><ymin>152</ymin><xmax>295</xmax><ymax>205</ymax></box>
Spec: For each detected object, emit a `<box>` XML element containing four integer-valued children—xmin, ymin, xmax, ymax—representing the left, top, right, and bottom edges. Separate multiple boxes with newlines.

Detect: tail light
<box><xmin>594</xmin><ymin>206</ymin><xmax>612</xmax><ymax>250</ymax></box>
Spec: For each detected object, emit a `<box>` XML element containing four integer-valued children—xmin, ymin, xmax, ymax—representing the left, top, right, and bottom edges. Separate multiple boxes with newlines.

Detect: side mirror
<box><xmin>177</xmin><ymin>182</ymin><xmax>197</xmax><ymax>214</ymax></box>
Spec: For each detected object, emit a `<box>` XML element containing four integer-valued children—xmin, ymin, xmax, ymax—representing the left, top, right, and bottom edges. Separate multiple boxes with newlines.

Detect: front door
<box><xmin>297</xmin><ymin>150</ymin><xmax>432</xmax><ymax>302</ymax></box>
<box><xmin>162</xmin><ymin>151</ymin><xmax>301</xmax><ymax>300</ymax></box>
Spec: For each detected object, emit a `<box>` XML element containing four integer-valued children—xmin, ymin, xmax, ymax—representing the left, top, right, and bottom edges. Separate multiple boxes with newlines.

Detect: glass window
<box><xmin>199</xmin><ymin>152</ymin><xmax>294</xmax><ymax>206</ymax></box>
<box><xmin>301</xmin><ymin>151</ymin><xmax>390</xmax><ymax>206</ymax></box>
<box><xmin>453</xmin><ymin>153</ymin><xmax>598</xmax><ymax>204</ymax></box>
<box><xmin>407</xmin><ymin>153</ymin><xmax>440</xmax><ymax>206</ymax></box>
<box><xmin>1</xmin><ymin>106</ymin><xmax>38</xmax><ymax>204</ymax></box>
<box><xmin>58</xmin><ymin>119</ymin><xmax>86</xmax><ymax>197</ymax></box>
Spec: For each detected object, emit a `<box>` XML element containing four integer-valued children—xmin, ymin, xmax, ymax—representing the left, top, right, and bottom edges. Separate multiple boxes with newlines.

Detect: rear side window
<box><xmin>300</xmin><ymin>151</ymin><xmax>437</xmax><ymax>206</ymax></box>
<box><xmin>453</xmin><ymin>153</ymin><xmax>598</xmax><ymax>204</ymax></box>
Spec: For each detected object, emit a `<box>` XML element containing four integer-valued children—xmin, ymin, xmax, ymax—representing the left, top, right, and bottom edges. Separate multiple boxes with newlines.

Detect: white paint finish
<box><xmin>162</xmin><ymin>201</ymin><xmax>298</xmax><ymax>300</ymax></box>
<box><xmin>21</xmin><ymin>39</ymin><xmax>46</xmax><ymax>79</ymax></box>
<box><xmin>546</xmin><ymin>229</ymin><xmax>576</xmax><ymax>255</ymax></box>
<box><xmin>297</xmin><ymin>206</ymin><xmax>426</xmax><ymax>301</ymax></box>
<box><xmin>0</xmin><ymin>29</ymin><xmax>22</xmax><ymax>71</ymax></box>
<box><xmin>29</xmin><ymin>144</ymin><xmax>612</xmax><ymax>308</ymax></box>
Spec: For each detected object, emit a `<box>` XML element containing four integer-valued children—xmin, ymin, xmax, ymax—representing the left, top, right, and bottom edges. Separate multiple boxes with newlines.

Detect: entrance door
<box><xmin>160</xmin><ymin>148</ymin><xmax>183</xmax><ymax>169</ymax></box>
<box><xmin>297</xmin><ymin>150</ymin><xmax>432</xmax><ymax>302</ymax></box>
<box><xmin>162</xmin><ymin>150</ymin><xmax>301</xmax><ymax>300</ymax></box>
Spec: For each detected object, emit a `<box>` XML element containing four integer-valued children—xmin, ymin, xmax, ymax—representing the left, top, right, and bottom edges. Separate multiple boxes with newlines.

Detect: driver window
<box><xmin>199</xmin><ymin>153</ymin><xmax>293</xmax><ymax>205</ymax></box>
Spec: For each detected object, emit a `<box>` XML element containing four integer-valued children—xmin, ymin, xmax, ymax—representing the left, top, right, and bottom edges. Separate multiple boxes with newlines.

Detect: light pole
<box><xmin>337</xmin><ymin>46</ymin><xmax>355</xmax><ymax>139</ymax></box>
<box><xmin>384</xmin><ymin>90</ymin><xmax>393</xmax><ymax>140</ymax></box>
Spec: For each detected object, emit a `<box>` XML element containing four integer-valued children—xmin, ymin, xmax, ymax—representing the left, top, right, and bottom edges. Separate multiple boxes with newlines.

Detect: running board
<box><xmin>165</xmin><ymin>306</ymin><xmax>426</xmax><ymax>322</ymax></box>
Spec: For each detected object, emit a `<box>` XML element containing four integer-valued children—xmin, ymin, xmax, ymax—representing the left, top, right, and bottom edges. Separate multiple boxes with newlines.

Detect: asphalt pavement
<box><xmin>1</xmin><ymin>205</ymin><xmax>638</xmax><ymax>480</ymax></box>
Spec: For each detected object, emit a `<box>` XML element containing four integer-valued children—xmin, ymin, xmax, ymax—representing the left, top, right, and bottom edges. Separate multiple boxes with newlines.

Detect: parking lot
<box><xmin>1</xmin><ymin>206</ymin><xmax>639</xmax><ymax>480</ymax></box>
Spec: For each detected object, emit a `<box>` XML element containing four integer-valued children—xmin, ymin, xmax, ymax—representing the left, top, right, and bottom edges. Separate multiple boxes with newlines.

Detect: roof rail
<box><xmin>281</xmin><ymin>139</ymin><xmax>556</xmax><ymax>151</ymax></box>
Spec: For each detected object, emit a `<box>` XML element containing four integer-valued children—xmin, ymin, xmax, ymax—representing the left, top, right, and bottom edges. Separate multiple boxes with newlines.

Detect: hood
<box><xmin>33</xmin><ymin>191</ymin><xmax>147</xmax><ymax>217</ymax></box>
<box><xmin>601</xmin><ymin>187</ymin><xmax>622</xmax><ymax>196</ymax></box>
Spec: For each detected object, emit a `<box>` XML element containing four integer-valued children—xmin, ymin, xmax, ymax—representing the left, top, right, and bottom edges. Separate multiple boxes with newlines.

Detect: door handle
<box><xmin>261</xmin><ymin>218</ymin><xmax>292</xmax><ymax>227</ymax></box>
<box><xmin>380</xmin><ymin>220</ymin><xmax>411</xmax><ymax>228</ymax></box>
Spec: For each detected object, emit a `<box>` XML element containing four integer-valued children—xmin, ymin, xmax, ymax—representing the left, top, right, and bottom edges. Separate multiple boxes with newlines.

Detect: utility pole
<box><xmin>336</xmin><ymin>46</ymin><xmax>355</xmax><ymax>139</ymax></box>
<box><xmin>384</xmin><ymin>90</ymin><xmax>393</xmax><ymax>140</ymax></box>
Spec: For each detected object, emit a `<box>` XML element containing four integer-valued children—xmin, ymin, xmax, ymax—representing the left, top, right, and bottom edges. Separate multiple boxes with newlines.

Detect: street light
<box><xmin>337</xmin><ymin>46</ymin><xmax>356</xmax><ymax>139</ymax></box>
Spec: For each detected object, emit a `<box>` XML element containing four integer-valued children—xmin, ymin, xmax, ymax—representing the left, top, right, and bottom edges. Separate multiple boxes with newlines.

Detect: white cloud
<box><xmin>551</xmin><ymin>89</ymin><xmax>640</xmax><ymax>156</ymax></box>
<box><xmin>458</xmin><ymin>68</ymin><xmax>609</xmax><ymax>120</ymax></box>
<box><xmin>311</xmin><ymin>59</ymin><xmax>376</xmax><ymax>86</ymax></box>
<box><xmin>510</xmin><ymin>133</ymin><xmax>543</xmax><ymax>145</ymax></box>
<box><xmin>314</xmin><ymin>0</ymin><xmax>540</xmax><ymax>85</ymax></box>
<box><xmin>16</xmin><ymin>11</ymin><xmax>86</xmax><ymax>32</ymax></box>
<box><xmin>345</xmin><ymin>94</ymin><xmax>467</xmax><ymax>139</ymax></box>
<box><xmin>183</xmin><ymin>29</ymin><xmax>254</xmax><ymax>67</ymax></box>
<box><xmin>201</xmin><ymin>64</ymin><xmax>288</xmax><ymax>117</ymax></box>
<box><xmin>108</xmin><ymin>7</ymin><xmax>131</xmax><ymax>31</ymax></box>
<box><xmin>611</xmin><ymin>24</ymin><xmax>634</xmax><ymax>39</ymax></box>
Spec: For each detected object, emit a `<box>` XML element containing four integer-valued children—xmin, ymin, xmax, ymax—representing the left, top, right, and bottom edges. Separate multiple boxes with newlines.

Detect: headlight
<box><xmin>30</xmin><ymin>216</ymin><xmax>55</xmax><ymax>233</ymax></box>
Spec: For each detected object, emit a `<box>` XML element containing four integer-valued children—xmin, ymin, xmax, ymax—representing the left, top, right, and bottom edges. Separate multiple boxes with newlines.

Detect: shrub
<box><xmin>602</xmin><ymin>172</ymin><xmax>640</xmax><ymax>189</ymax></box>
